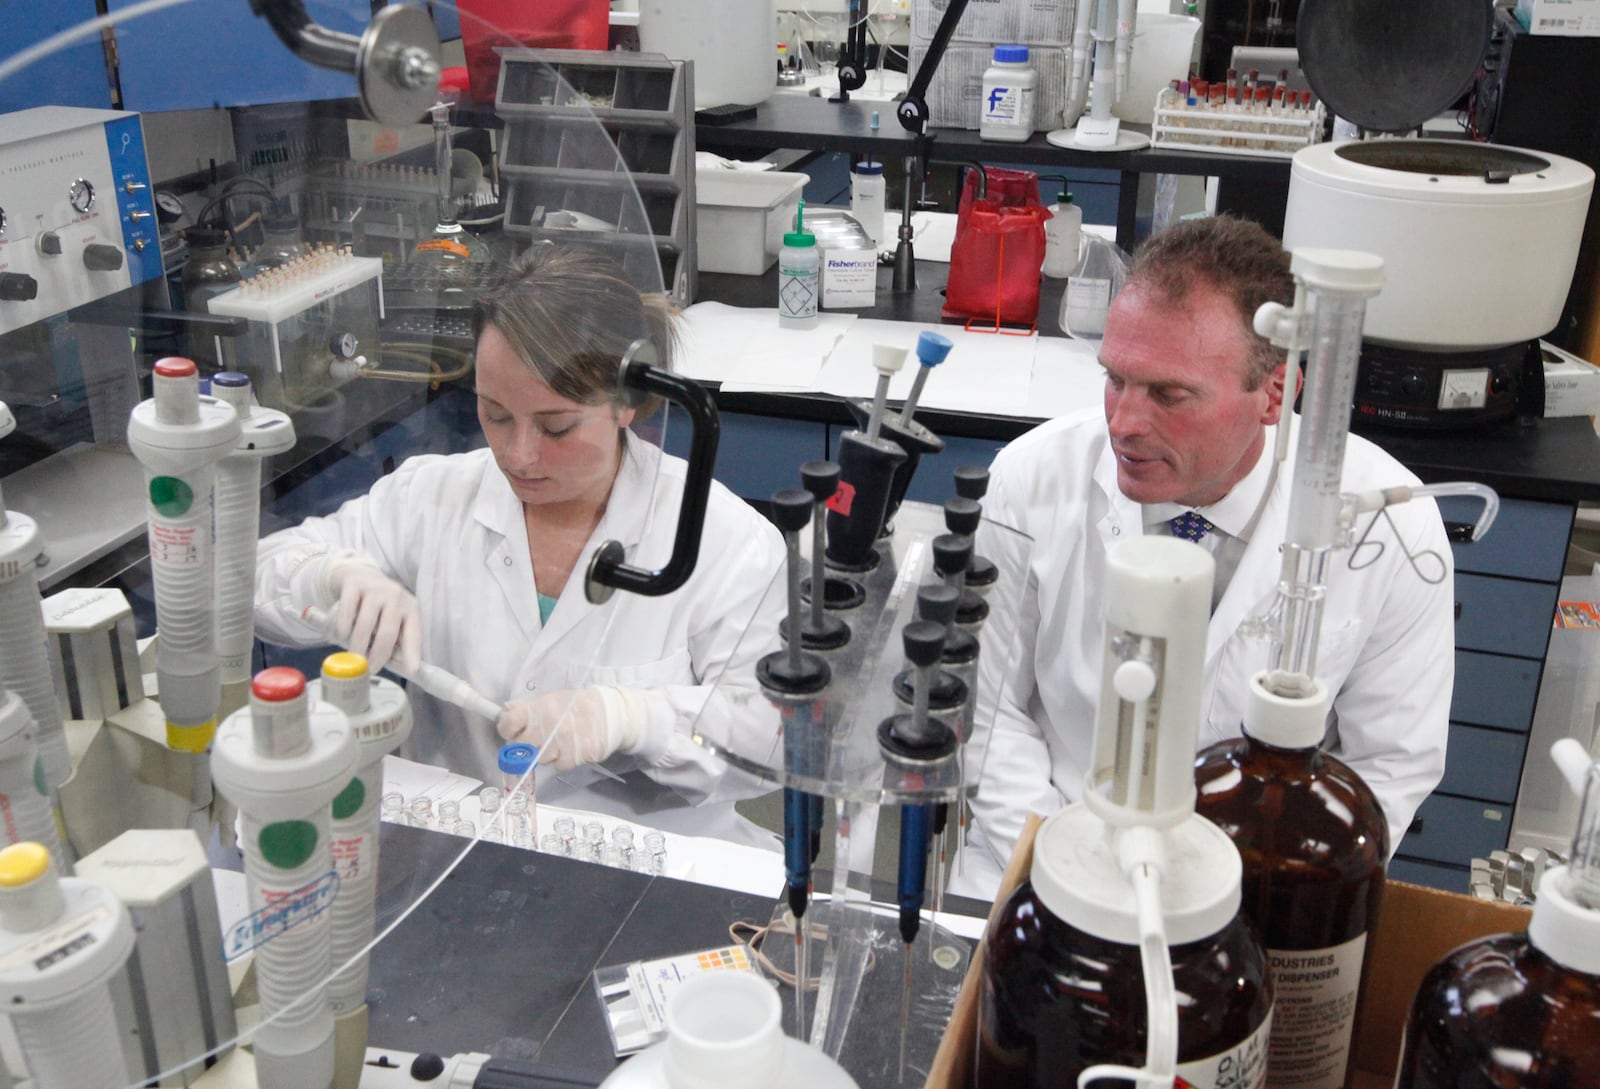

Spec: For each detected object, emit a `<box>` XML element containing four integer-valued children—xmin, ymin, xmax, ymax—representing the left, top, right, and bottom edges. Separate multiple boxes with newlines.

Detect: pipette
<box><xmin>211</xmin><ymin>668</ymin><xmax>356</xmax><ymax>1089</ymax></box>
<box><xmin>0</xmin><ymin>691</ymin><xmax>62</xmax><ymax>864</ymax></box>
<box><xmin>931</xmin><ymin>534</ymin><xmax>987</xmax><ymax>628</ymax></box>
<box><xmin>128</xmin><ymin>358</ymin><xmax>242</xmax><ymax>754</ymax></box>
<box><xmin>949</xmin><ymin>468</ymin><xmax>999</xmax><ymax>590</ymax></box>
<box><xmin>0</xmin><ymin>401</ymin><xmax>72</xmax><ymax>795</ymax></box>
<box><xmin>757</xmin><ymin>489</ymin><xmax>833</xmax><ymax>1040</ymax></box>
<box><xmin>308</xmin><ymin>652</ymin><xmax>411</xmax><ymax>1089</ymax></box>
<box><xmin>295</xmin><ymin>603</ymin><xmax>502</xmax><ymax>721</ymax></box>
<box><xmin>895</xmin><ymin>330</ymin><xmax>953</xmax><ymax>429</ymax></box>
<box><xmin>880</xmin><ymin>620</ymin><xmax>948</xmax><ymax>1085</ymax></box>
<box><xmin>0</xmin><ymin>843</ymin><xmax>135</xmax><ymax>1089</ymax></box>
<box><xmin>798</xmin><ymin>462</ymin><xmax>853</xmax><ymax>650</ymax></box>
<box><xmin>212</xmin><ymin>373</ymin><xmax>296</xmax><ymax>711</ymax></box>
<box><xmin>826</xmin><ymin>344</ymin><xmax>910</xmax><ymax>568</ymax></box>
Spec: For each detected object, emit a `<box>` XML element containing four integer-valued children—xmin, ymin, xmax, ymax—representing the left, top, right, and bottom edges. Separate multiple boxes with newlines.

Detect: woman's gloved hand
<box><xmin>316</xmin><ymin>554</ymin><xmax>421</xmax><ymax>675</ymax></box>
<box><xmin>496</xmin><ymin>687</ymin><xmax>665</xmax><ymax>771</ymax></box>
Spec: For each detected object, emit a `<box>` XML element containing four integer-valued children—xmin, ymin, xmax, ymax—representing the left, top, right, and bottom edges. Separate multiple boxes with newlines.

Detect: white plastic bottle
<box><xmin>980</xmin><ymin>45</ymin><xmax>1037</xmax><ymax>141</ymax></box>
<box><xmin>1041</xmin><ymin>189</ymin><xmax>1082</xmax><ymax>279</ymax></box>
<box><xmin>850</xmin><ymin>160</ymin><xmax>886</xmax><ymax>247</ymax></box>
<box><xmin>598</xmin><ymin>971</ymin><xmax>859</xmax><ymax>1089</ymax></box>
<box><xmin>777</xmin><ymin>202</ymin><xmax>820</xmax><ymax>329</ymax></box>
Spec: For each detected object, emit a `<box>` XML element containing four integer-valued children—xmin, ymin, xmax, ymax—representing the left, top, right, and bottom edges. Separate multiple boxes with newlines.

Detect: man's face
<box><xmin>1100</xmin><ymin>281</ymin><xmax>1286</xmax><ymax>508</ymax></box>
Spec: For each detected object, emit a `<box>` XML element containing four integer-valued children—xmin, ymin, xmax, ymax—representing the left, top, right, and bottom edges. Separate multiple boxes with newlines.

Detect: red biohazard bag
<box><xmin>942</xmin><ymin>168</ymin><xmax>1048</xmax><ymax>330</ymax></box>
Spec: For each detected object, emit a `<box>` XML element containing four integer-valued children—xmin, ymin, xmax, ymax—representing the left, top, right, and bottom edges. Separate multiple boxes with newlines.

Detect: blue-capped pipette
<box><xmin>896</xmin><ymin>330</ymin><xmax>953</xmax><ymax>429</ymax></box>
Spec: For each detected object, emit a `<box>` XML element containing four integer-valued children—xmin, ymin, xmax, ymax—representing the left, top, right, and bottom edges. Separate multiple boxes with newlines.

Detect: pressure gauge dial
<box><xmin>68</xmin><ymin>178</ymin><xmax>95</xmax><ymax>214</ymax></box>
<box><xmin>330</xmin><ymin>332</ymin><xmax>359</xmax><ymax>360</ymax></box>
<box><xmin>155</xmin><ymin>191</ymin><xmax>186</xmax><ymax>224</ymax></box>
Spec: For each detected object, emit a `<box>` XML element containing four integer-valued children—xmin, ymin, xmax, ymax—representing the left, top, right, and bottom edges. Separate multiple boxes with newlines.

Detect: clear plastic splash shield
<box><xmin>0</xmin><ymin>5</ymin><xmax>718</xmax><ymax>1087</ymax></box>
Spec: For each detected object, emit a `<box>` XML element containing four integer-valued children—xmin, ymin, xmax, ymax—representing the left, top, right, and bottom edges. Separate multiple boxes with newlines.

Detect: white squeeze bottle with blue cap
<box><xmin>778</xmin><ymin>201</ymin><xmax>820</xmax><ymax>329</ymax></box>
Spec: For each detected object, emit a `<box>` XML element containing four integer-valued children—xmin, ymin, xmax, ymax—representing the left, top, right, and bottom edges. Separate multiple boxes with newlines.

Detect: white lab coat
<box><xmin>957</xmin><ymin>408</ymin><xmax>1455</xmax><ymax>898</ymax></box>
<box><xmin>254</xmin><ymin>434</ymin><xmax>786</xmax><ymax>847</ymax></box>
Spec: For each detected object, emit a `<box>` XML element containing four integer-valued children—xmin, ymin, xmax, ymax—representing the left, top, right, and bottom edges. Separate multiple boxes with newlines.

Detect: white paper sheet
<box><xmin>678</xmin><ymin>302</ymin><xmax>853</xmax><ymax>391</ymax></box>
<box><xmin>817</xmin><ymin>318</ymin><xmax>1038</xmax><ymax>418</ymax></box>
<box><xmin>1029</xmin><ymin>335</ymin><xmax>1109</xmax><ymax>420</ymax></box>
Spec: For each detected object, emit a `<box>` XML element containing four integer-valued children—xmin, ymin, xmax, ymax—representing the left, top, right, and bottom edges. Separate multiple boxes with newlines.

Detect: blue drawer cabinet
<box><xmin>1451</xmin><ymin>651</ymin><xmax>1542</xmax><ymax>732</ymax></box>
<box><xmin>1402</xmin><ymin>793</ymin><xmax>1513</xmax><ymax>869</ymax></box>
<box><xmin>1439</xmin><ymin>724</ymin><xmax>1527</xmax><ymax>804</ymax></box>
<box><xmin>1391</xmin><ymin>495</ymin><xmax>1575</xmax><ymax>892</ymax></box>
<box><xmin>1453</xmin><ymin>574</ymin><xmax>1562</xmax><ymax>659</ymax></box>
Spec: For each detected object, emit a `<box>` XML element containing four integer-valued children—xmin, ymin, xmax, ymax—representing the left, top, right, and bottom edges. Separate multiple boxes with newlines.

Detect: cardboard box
<box><xmin>1516</xmin><ymin>0</ymin><xmax>1600</xmax><ymax>35</ymax></box>
<box><xmin>912</xmin><ymin>0</ymin><xmax>1076</xmax><ymax>46</ymax></box>
<box><xmin>1542</xmin><ymin>341</ymin><xmax>1600</xmax><ymax>418</ymax></box>
<box><xmin>924</xmin><ymin>815</ymin><xmax>1533</xmax><ymax>1089</ymax></box>
<box><xmin>821</xmin><ymin>247</ymin><xmax>878</xmax><ymax>309</ymax></box>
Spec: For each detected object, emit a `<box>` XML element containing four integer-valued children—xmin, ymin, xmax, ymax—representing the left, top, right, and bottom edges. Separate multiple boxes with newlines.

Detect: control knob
<box><xmin>82</xmin><ymin>243</ymin><xmax>124</xmax><ymax>272</ymax></box>
<box><xmin>0</xmin><ymin>273</ymin><xmax>38</xmax><ymax>302</ymax></box>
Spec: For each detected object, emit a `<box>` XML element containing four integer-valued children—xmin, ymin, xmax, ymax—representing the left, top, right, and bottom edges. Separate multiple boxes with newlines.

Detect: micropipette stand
<box><xmin>699</xmin><ymin>474</ymin><xmax>1018</xmax><ymax>1085</ymax></box>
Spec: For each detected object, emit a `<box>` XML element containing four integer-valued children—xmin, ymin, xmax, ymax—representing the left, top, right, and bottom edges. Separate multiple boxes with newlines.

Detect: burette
<box><xmin>1248</xmin><ymin>249</ymin><xmax>1499</xmax><ymax>701</ymax></box>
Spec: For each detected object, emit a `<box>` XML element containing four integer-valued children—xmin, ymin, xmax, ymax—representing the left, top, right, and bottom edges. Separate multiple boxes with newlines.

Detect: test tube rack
<box><xmin>1150</xmin><ymin>91</ymin><xmax>1326</xmax><ymax>159</ymax></box>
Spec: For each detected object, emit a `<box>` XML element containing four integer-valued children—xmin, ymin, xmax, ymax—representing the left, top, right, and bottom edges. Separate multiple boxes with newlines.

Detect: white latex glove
<box><xmin>316</xmin><ymin>554</ymin><xmax>421</xmax><ymax>675</ymax></box>
<box><xmin>496</xmin><ymin>687</ymin><xmax>660</xmax><ymax>772</ymax></box>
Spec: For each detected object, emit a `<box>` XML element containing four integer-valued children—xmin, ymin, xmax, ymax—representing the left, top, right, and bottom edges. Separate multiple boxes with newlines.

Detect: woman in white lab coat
<box><xmin>254</xmin><ymin>245</ymin><xmax>786</xmax><ymax>846</ymax></box>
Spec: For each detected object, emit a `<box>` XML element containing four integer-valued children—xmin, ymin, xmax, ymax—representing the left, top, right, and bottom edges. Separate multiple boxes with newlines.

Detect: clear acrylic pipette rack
<box><xmin>1151</xmin><ymin>92</ymin><xmax>1326</xmax><ymax>159</ymax></box>
<box><xmin>691</xmin><ymin>498</ymin><xmax>1029</xmax><ymax>1086</ymax></box>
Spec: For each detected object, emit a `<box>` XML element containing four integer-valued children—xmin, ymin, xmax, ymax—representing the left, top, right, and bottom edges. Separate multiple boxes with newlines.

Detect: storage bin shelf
<box><xmin>494</xmin><ymin>47</ymin><xmax>695</xmax><ymax>303</ymax></box>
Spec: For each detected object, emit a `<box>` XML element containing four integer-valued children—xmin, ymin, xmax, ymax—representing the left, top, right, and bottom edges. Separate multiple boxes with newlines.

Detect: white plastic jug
<box><xmin>1111</xmin><ymin>14</ymin><xmax>1201</xmax><ymax>124</ymax></box>
<box><xmin>638</xmin><ymin>0</ymin><xmax>778</xmax><ymax>109</ymax></box>
<box><xmin>598</xmin><ymin>972</ymin><xmax>860</xmax><ymax>1089</ymax></box>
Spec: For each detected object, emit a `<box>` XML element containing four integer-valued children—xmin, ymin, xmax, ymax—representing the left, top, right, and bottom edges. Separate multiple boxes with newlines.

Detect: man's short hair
<box><xmin>1125</xmin><ymin>215</ymin><xmax>1295</xmax><ymax>389</ymax></box>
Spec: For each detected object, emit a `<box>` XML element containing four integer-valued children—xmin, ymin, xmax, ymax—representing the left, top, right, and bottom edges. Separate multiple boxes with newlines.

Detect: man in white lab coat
<box><xmin>959</xmin><ymin>216</ymin><xmax>1455</xmax><ymax>897</ymax></box>
<box><xmin>255</xmin><ymin>246</ymin><xmax>785</xmax><ymax>847</ymax></box>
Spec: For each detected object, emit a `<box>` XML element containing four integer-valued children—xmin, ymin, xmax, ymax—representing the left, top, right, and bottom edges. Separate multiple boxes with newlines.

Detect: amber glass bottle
<box><xmin>1194</xmin><ymin>676</ymin><xmax>1387</xmax><ymax>1089</ymax></box>
<box><xmin>1396</xmin><ymin>737</ymin><xmax>1600</xmax><ymax>1089</ymax></box>
<box><xmin>1395</xmin><ymin>929</ymin><xmax>1600</xmax><ymax>1087</ymax></box>
<box><xmin>975</xmin><ymin>809</ymin><xmax>1275</xmax><ymax>1089</ymax></box>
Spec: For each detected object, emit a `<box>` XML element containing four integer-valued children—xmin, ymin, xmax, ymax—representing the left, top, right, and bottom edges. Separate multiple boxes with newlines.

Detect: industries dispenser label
<box><xmin>1265</xmin><ymin>933</ymin><xmax>1366</xmax><ymax>1089</ymax></box>
<box><xmin>1173</xmin><ymin>1011</ymin><xmax>1270</xmax><ymax>1089</ymax></box>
